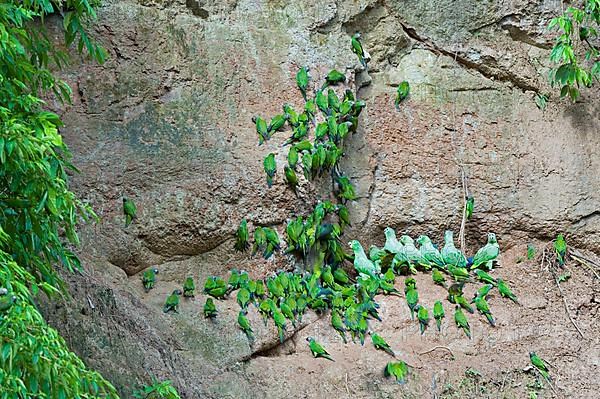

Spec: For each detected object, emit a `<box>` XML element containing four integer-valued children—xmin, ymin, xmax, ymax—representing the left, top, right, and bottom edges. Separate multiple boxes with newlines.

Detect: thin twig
<box><xmin>570</xmin><ymin>254</ymin><xmax>600</xmax><ymax>280</ymax></box>
<box><xmin>458</xmin><ymin>167</ymin><xmax>468</xmax><ymax>253</ymax></box>
<box><xmin>418</xmin><ymin>345</ymin><xmax>455</xmax><ymax>358</ymax></box>
<box><xmin>551</xmin><ymin>269</ymin><xmax>585</xmax><ymax>339</ymax></box>
<box><xmin>344</xmin><ymin>372</ymin><xmax>350</xmax><ymax>396</ymax></box>
<box><xmin>532</xmin><ymin>366</ymin><xmax>559</xmax><ymax>397</ymax></box>
<box><xmin>570</xmin><ymin>249</ymin><xmax>600</xmax><ymax>268</ymax></box>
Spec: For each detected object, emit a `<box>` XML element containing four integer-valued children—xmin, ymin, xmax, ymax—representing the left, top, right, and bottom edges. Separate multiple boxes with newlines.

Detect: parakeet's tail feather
<box><xmin>125</xmin><ymin>215</ymin><xmax>132</xmax><ymax>227</ymax></box>
<box><xmin>278</xmin><ymin>327</ymin><xmax>284</xmax><ymax>344</ymax></box>
<box><xmin>485</xmin><ymin>313</ymin><xmax>495</xmax><ymax>327</ymax></box>
<box><xmin>436</xmin><ymin>319</ymin><xmax>441</xmax><ymax>332</ymax></box>
<box><xmin>385</xmin><ymin>347</ymin><xmax>396</xmax><ymax>357</ymax></box>
<box><xmin>267</xmin><ymin>176</ymin><xmax>273</xmax><ymax>188</ymax></box>
<box><xmin>360</xmin><ymin>58</ymin><xmax>367</xmax><ymax>68</ymax></box>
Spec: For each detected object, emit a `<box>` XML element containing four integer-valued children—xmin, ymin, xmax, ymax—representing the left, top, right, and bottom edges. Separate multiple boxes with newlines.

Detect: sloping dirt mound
<box><xmin>238</xmin><ymin>244</ymin><xmax>599</xmax><ymax>398</ymax></box>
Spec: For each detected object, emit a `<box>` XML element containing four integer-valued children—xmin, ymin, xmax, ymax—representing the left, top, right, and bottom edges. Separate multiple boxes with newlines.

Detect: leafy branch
<box><xmin>548</xmin><ymin>0</ymin><xmax>600</xmax><ymax>100</ymax></box>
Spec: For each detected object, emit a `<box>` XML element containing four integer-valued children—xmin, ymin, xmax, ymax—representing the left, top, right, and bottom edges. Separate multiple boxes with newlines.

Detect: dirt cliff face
<box><xmin>41</xmin><ymin>0</ymin><xmax>600</xmax><ymax>397</ymax></box>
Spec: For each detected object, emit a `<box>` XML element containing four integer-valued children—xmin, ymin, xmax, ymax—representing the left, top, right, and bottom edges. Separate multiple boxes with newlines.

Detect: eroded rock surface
<box><xmin>40</xmin><ymin>0</ymin><xmax>600</xmax><ymax>397</ymax></box>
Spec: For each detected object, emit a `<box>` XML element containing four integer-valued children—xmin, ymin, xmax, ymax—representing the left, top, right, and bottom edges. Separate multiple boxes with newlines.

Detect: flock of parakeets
<box><xmin>147</xmin><ymin>226</ymin><xmax>515</xmax><ymax>385</ymax></box>
<box><xmin>125</xmin><ymin>32</ymin><xmax>558</xmax><ymax>387</ymax></box>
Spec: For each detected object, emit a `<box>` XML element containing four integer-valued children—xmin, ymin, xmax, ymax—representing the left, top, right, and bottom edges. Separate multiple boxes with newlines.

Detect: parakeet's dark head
<box><xmin>251</xmin><ymin>116</ymin><xmax>258</xmax><ymax>123</ymax></box>
<box><xmin>353</xmin><ymin>32</ymin><xmax>361</xmax><ymax>39</ymax></box>
<box><xmin>122</xmin><ymin>197</ymin><xmax>127</xmax><ymax>203</ymax></box>
<box><xmin>305</xmin><ymin>336</ymin><xmax>313</xmax><ymax>342</ymax></box>
<box><xmin>416</xmin><ymin>235</ymin><xmax>430</xmax><ymax>246</ymax></box>
<box><xmin>384</xmin><ymin>227</ymin><xmax>395</xmax><ymax>239</ymax></box>
<box><xmin>173</xmin><ymin>289</ymin><xmax>182</xmax><ymax>295</ymax></box>
<box><xmin>529</xmin><ymin>351</ymin><xmax>536</xmax><ymax>358</ymax></box>
<box><xmin>488</xmin><ymin>233</ymin><xmax>497</xmax><ymax>244</ymax></box>
<box><xmin>153</xmin><ymin>268</ymin><xmax>159</xmax><ymax>274</ymax></box>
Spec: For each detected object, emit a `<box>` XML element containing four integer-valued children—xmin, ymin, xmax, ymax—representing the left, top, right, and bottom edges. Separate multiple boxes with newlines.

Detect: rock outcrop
<box><xmin>39</xmin><ymin>0</ymin><xmax>600</xmax><ymax>397</ymax></box>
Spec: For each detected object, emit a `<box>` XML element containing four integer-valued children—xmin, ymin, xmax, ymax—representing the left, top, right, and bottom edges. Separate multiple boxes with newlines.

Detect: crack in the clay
<box><xmin>399</xmin><ymin>22</ymin><xmax>540</xmax><ymax>93</ymax></box>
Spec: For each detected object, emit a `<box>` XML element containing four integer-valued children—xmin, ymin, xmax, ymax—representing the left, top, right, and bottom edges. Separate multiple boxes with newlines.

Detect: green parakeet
<box><xmin>203</xmin><ymin>297</ymin><xmax>217</xmax><ymax>318</ymax></box>
<box><xmin>399</xmin><ymin>235</ymin><xmax>421</xmax><ymax>267</ymax></box>
<box><xmin>263</xmin><ymin>153</ymin><xmax>276</xmax><ymax>188</ymax></box>
<box><xmin>280</xmin><ymin>298</ymin><xmax>296</xmax><ymax>327</ymax></box>
<box><xmin>252</xmin><ymin>116</ymin><xmax>269</xmax><ymax>144</ymax></box>
<box><xmin>404</xmin><ymin>277</ymin><xmax>417</xmax><ymax>293</ymax></box>
<box><xmin>433</xmin><ymin>300</ymin><xmax>444</xmax><ymax>331</ymax></box>
<box><xmin>287</xmin><ymin>146</ymin><xmax>299</xmax><ymax>168</ymax></box>
<box><xmin>273</xmin><ymin>308</ymin><xmax>287</xmax><ymax>343</ymax></box>
<box><xmin>327</xmin><ymin>89</ymin><xmax>340</xmax><ymax>112</ymax></box>
<box><xmin>442</xmin><ymin>230</ymin><xmax>467</xmax><ymax>268</ymax></box>
<box><xmin>395</xmin><ymin>81</ymin><xmax>410</xmax><ymax>109</ymax></box>
<box><xmin>141</xmin><ymin>268</ymin><xmax>159</xmax><ymax>292</ymax></box>
<box><xmin>163</xmin><ymin>290</ymin><xmax>182</xmax><ymax>313</ymax></box>
<box><xmin>384</xmin><ymin>361</ymin><xmax>409</xmax><ymax>384</ymax></box>
<box><xmin>123</xmin><ymin>197</ymin><xmax>137</xmax><ymax>227</ymax></box>
<box><xmin>471</xmin><ymin>284</ymin><xmax>493</xmax><ymax>303</ymax></box>
<box><xmin>554</xmin><ymin>234</ymin><xmax>567</xmax><ymax>266</ymax></box>
<box><xmin>527</xmin><ymin>244</ymin><xmax>536</xmax><ymax>260</ymax></box>
<box><xmin>238</xmin><ymin>310</ymin><xmax>254</xmax><ymax>341</ymax></box>
<box><xmin>416</xmin><ymin>305</ymin><xmax>429</xmax><ymax>335</ymax></box>
<box><xmin>497</xmin><ymin>278</ymin><xmax>518</xmax><ymax>304</ymax></box>
<box><xmin>333</xmin><ymin>267</ymin><xmax>352</xmax><ymax>285</ymax></box>
<box><xmin>474</xmin><ymin>296</ymin><xmax>495</xmax><ymax>326</ymax></box>
<box><xmin>383</xmin><ymin>268</ymin><xmax>395</xmax><ymax>284</ymax></box>
<box><xmin>307</xmin><ymin>337</ymin><xmax>334</xmax><ymax>361</ymax></box>
<box><xmin>323</xmin><ymin>69</ymin><xmax>346</xmax><ymax>89</ymax></box>
<box><xmin>454</xmin><ymin>306</ymin><xmax>471</xmax><ymax>339</ymax></box>
<box><xmin>529</xmin><ymin>352</ymin><xmax>551</xmax><ymax>380</ymax></box>
<box><xmin>204</xmin><ymin>276</ymin><xmax>229</xmax><ymax>299</ymax></box>
<box><xmin>455</xmin><ymin>295</ymin><xmax>474</xmax><ymax>314</ymax></box>
<box><xmin>465</xmin><ymin>196</ymin><xmax>474</xmax><ymax>220</ymax></box>
<box><xmin>336</xmin><ymin>175</ymin><xmax>356</xmax><ymax>201</ymax></box>
<box><xmin>234</xmin><ymin>219</ymin><xmax>250</xmax><ymax>252</ymax></box>
<box><xmin>370</xmin><ymin>332</ymin><xmax>395</xmax><ymax>357</ymax></box>
<box><xmin>268</xmin><ymin>114</ymin><xmax>287</xmax><ymax>133</ymax></box>
<box><xmin>406</xmin><ymin>288</ymin><xmax>418</xmax><ymax>320</ymax></box>
<box><xmin>293</xmin><ymin>140</ymin><xmax>313</xmax><ymax>152</ymax></box>
<box><xmin>447</xmin><ymin>264</ymin><xmax>471</xmax><ymax>282</ymax></box>
<box><xmin>475</xmin><ymin>269</ymin><xmax>497</xmax><ymax>286</ymax></box>
<box><xmin>296</xmin><ymin>66</ymin><xmax>310</xmax><ymax>100</ymax></box>
<box><xmin>315</xmin><ymin>121</ymin><xmax>329</xmax><ymax>141</ymax></box>
<box><xmin>183</xmin><ymin>276</ymin><xmax>195</xmax><ymax>297</ymax></box>
<box><xmin>237</xmin><ymin>287</ymin><xmax>251</xmax><ymax>309</ymax></box>
<box><xmin>351</xmin><ymin>32</ymin><xmax>368</xmax><ymax>68</ymax></box>
<box><xmin>284</xmin><ymin>166</ymin><xmax>298</xmax><ymax>191</ymax></box>
<box><xmin>331</xmin><ymin>311</ymin><xmax>347</xmax><ymax>343</ymax></box>
<box><xmin>432</xmin><ymin>269</ymin><xmax>447</xmax><ymax>288</ymax></box>
<box><xmin>349</xmin><ymin>240</ymin><xmax>380</xmax><ymax>278</ymax></box>
<box><xmin>383</xmin><ymin>227</ymin><xmax>404</xmax><ymax>254</ymax></box>
<box><xmin>471</xmin><ymin>233</ymin><xmax>500</xmax><ymax>270</ymax></box>
<box><xmin>337</xmin><ymin>204</ymin><xmax>351</xmax><ymax>228</ymax></box>
<box><xmin>416</xmin><ymin>235</ymin><xmax>444</xmax><ymax>269</ymax></box>
<box><xmin>315</xmin><ymin>90</ymin><xmax>329</xmax><ymax>115</ymax></box>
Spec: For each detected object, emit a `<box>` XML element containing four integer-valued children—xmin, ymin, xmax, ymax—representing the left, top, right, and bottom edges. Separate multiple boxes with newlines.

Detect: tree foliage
<box><xmin>132</xmin><ymin>379</ymin><xmax>181</xmax><ymax>399</ymax></box>
<box><xmin>548</xmin><ymin>0</ymin><xmax>600</xmax><ymax>100</ymax></box>
<box><xmin>0</xmin><ymin>1</ymin><xmax>120</xmax><ymax>397</ymax></box>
